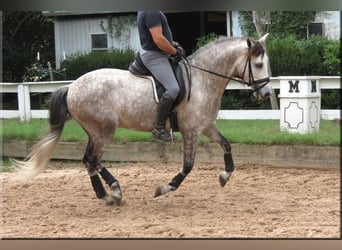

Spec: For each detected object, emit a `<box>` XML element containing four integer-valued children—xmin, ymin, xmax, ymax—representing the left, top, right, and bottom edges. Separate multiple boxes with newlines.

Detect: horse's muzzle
<box><xmin>254</xmin><ymin>84</ymin><xmax>272</xmax><ymax>100</ymax></box>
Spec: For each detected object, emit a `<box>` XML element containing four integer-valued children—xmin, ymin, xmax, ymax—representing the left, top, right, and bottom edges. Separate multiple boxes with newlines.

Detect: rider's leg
<box><xmin>140</xmin><ymin>51</ymin><xmax>179</xmax><ymax>141</ymax></box>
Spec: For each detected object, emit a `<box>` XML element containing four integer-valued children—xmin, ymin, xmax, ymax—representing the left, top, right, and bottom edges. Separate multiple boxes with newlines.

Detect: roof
<box><xmin>42</xmin><ymin>11</ymin><xmax>188</xmax><ymax>18</ymax></box>
<box><xmin>42</xmin><ymin>11</ymin><xmax>131</xmax><ymax>17</ymax></box>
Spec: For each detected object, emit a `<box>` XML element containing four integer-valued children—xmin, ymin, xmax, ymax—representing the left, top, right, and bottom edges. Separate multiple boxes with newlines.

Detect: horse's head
<box><xmin>239</xmin><ymin>33</ymin><xmax>272</xmax><ymax>100</ymax></box>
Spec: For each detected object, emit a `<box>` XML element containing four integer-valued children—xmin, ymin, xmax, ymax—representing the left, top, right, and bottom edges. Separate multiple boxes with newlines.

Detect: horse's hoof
<box><xmin>104</xmin><ymin>194</ymin><xmax>116</xmax><ymax>206</ymax></box>
<box><xmin>110</xmin><ymin>182</ymin><xmax>122</xmax><ymax>206</ymax></box>
<box><xmin>219</xmin><ymin>171</ymin><xmax>232</xmax><ymax>187</ymax></box>
<box><xmin>110</xmin><ymin>191</ymin><xmax>122</xmax><ymax>206</ymax></box>
<box><xmin>154</xmin><ymin>184</ymin><xmax>175</xmax><ymax>197</ymax></box>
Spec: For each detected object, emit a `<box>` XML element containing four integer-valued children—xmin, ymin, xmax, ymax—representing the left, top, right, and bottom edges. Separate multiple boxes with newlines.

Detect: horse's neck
<box><xmin>189</xmin><ymin>41</ymin><xmax>244</xmax><ymax>92</ymax></box>
<box><xmin>189</xmin><ymin>40</ymin><xmax>245</xmax><ymax>81</ymax></box>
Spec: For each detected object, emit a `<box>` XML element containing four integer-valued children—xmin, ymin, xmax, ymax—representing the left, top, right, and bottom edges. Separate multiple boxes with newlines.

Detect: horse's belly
<box><xmin>116</xmin><ymin>98</ymin><xmax>157</xmax><ymax>131</ymax></box>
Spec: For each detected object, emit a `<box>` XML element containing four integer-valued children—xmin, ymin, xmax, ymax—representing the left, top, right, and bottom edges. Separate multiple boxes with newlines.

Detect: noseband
<box><xmin>240</xmin><ymin>55</ymin><xmax>270</xmax><ymax>91</ymax></box>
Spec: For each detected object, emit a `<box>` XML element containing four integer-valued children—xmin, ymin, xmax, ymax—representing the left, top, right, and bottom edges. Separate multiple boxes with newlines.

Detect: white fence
<box><xmin>0</xmin><ymin>77</ymin><xmax>340</xmax><ymax>121</ymax></box>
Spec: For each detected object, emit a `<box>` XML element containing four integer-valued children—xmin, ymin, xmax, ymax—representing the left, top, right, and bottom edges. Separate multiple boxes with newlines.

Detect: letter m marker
<box><xmin>289</xmin><ymin>80</ymin><xmax>299</xmax><ymax>93</ymax></box>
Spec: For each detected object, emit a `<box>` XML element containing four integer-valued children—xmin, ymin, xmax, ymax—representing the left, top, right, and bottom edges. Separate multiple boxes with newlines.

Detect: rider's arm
<box><xmin>149</xmin><ymin>26</ymin><xmax>177</xmax><ymax>56</ymax></box>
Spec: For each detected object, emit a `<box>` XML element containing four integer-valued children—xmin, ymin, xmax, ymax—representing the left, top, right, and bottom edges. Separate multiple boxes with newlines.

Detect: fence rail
<box><xmin>0</xmin><ymin>77</ymin><xmax>340</xmax><ymax>121</ymax></box>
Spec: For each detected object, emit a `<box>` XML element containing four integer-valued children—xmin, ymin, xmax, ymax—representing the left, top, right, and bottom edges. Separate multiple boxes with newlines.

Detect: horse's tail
<box><xmin>13</xmin><ymin>85</ymin><xmax>70</xmax><ymax>181</ymax></box>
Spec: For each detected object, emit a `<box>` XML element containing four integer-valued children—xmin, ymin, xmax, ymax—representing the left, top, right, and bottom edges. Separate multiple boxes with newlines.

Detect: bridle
<box><xmin>239</xmin><ymin>54</ymin><xmax>271</xmax><ymax>92</ymax></box>
<box><xmin>181</xmin><ymin>53</ymin><xmax>270</xmax><ymax>94</ymax></box>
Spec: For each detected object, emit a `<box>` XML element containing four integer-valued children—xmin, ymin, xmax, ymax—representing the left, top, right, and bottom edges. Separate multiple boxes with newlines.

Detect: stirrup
<box><xmin>152</xmin><ymin>128</ymin><xmax>172</xmax><ymax>142</ymax></box>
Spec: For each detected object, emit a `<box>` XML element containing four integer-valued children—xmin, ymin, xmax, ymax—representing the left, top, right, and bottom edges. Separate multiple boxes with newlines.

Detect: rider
<box><xmin>137</xmin><ymin>11</ymin><xmax>185</xmax><ymax>141</ymax></box>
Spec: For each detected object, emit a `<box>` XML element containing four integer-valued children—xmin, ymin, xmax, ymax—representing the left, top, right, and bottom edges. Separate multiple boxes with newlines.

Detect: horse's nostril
<box><xmin>264</xmin><ymin>92</ymin><xmax>271</xmax><ymax>99</ymax></box>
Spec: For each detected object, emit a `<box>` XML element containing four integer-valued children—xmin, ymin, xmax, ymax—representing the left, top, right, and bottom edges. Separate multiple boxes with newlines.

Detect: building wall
<box><xmin>231</xmin><ymin>11</ymin><xmax>242</xmax><ymax>37</ymax></box>
<box><xmin>54</xmin><ymin>15</ymin><xmax>140</xmax><ymax>69</ymax></box>
<box><xmin>53</xmin><ymin>12</ymin><xmax>235</xmax><ymax>69</ymax></box>
<box><xmin>314</xmin><ymin>11</ymin><xmax>340</xmax><ymax>40</ymax></box>
<box><xmin>53</xmin><ymin>11</ymin><xmax>340</xmax><ymax>69</ymax></box>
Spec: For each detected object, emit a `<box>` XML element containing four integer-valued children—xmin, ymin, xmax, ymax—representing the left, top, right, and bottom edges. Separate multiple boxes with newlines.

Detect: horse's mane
<box><xmin>188</xmin><ymin>36</ymin><xmax>264</xmax><ymax>59</ymax></box>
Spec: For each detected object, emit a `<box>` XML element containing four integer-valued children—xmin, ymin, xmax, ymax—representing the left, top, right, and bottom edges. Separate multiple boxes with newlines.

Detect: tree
<box><xmin>252</xmin><ymin>11</ymin><xmax>271</xmax><ymax>37</ymax></box>
<box><xmin>3</xmin><ymin>11</ymin><xmax>54</xmax><ymax>82</ymax></box>
<box><xmin>239</xmin><ymin>11</ymin><xmax>316</xmax><ymax>39</ymax></box>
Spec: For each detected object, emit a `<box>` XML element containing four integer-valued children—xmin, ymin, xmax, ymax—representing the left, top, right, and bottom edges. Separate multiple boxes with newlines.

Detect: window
<box><xmin>91</xmin><ymin>34</ymin><xmax>108</xmax><ymax>51</ymax></box>
<box><xmin>307</xmin><ymin>23</ymin><xmax>324</xmax><ymax>38</ymax></box>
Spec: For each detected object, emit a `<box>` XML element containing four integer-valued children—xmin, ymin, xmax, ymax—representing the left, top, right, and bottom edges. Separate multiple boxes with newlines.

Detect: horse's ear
<box><xmin>258</xmin><ymin>33</ymin><xmax>270</xmax><ymax>46</ymax></box>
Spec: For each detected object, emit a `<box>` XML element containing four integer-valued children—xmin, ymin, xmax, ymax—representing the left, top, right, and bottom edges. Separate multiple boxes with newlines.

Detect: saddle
<box><xmin>128</xmin><ymin>52</ymin><xmax>188</xmax><ymax>131</ymax></box>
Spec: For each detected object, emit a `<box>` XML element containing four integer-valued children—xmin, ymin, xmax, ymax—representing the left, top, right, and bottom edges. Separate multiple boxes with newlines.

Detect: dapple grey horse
<box><xmin>14</xmin><ymin>34</ymin><xmax>272</xmax><ymax>205</ymax></box>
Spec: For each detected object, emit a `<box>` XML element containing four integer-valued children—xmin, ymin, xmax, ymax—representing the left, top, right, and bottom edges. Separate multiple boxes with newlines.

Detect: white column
<box><xmin>226</xmin><ymin>11</ymin><xmax>232</xmax><ymax>37</ymax></box>
<box><xmin>279</xmin><ymin>76</ymin><xmax>321</xmax><ymax>134</ymax></box>
<box><xmin>23</xmin><ymin>84</ymin><xmax>31</xmax><ymax>121</ymax></box>
<box><xmin>17</xmin><ymin>84</ymin><xmax>31</xmax><ymax>122</ymax></box>
<box><xmin>17</xmin><ymin>84</ymin><xmax>26</xmax><ymax>121</ymax></box>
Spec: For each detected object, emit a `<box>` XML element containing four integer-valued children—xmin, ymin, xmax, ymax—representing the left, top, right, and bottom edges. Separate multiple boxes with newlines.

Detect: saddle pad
<box><xmin>134</xmin><ymin>75</ymin><xmax>160</xmax><ymax>103</ymax></box>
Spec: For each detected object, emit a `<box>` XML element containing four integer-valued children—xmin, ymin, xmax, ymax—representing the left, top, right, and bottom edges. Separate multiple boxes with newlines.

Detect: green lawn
<box><xmin>0</xmin><ymin>119</ymin><xmax>340</xmax><ymax>146</ymax></box>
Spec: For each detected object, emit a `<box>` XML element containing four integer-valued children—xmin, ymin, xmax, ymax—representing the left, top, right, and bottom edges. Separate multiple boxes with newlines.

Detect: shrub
<box><xmin>321</xmin><ymin>89</ymin><xmax>341</xmax><ymax>109</ymax></box>
<box><xmin>323</xmin><ymin>41</ymin><xmax>341</xmax><ymax>75</ymax></box>
<box><xmin>193</xmin><ymin>33</ymin><xmax>218</xmax><ymax>52</ymax></box>
<box><xmin>60</xmin><ymin>48</ymin><xmax>135</xmax><ymax>80</ymax></box>
<box><xmin>194</xmin><ymin>33</ymin><xmax>340</xmax><ymax>109</ymax></box>
<box><xmin>267</xmin><ymin>34</ymin><xmax>340</xmax><ymax>76</ymax></box>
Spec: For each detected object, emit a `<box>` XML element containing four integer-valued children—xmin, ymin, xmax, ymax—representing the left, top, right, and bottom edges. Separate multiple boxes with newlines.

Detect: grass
<box><xmin>215</xmin><ymin>120</ymin><xmax>340</xmax><ymax>145</ymax></box>
<box><xmin>0</xmin><ymin>118</ymin><xmax>340</xmax><ymax>146</ymax></box>
<box><xmin>0</xmin><ymin>159</ymin><xmax>13</xmax><ymax>172</ymax></box>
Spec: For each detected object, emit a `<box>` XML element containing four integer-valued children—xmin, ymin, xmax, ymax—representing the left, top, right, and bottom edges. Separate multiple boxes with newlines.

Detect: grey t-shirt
<box><xmin>137</xmin><ymin>11</ymin><xmax>173</xmax><ymax>51</ymax></box>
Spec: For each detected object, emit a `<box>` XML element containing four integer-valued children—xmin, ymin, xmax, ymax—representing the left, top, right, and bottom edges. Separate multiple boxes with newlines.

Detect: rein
<box><xmin>181</xmin><ymin>55</ymin><xmax>270</xmax><ymax>93</ymax></box>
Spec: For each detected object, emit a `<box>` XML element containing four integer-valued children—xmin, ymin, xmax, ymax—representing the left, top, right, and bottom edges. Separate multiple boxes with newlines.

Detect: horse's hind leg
<box><xmin>203</xmin><ymin>123</ymin><xmax>235</xmax><ymax>187</ymax></box>
<box><xmin>83</xmin><ymin>136</ymin><xmax>122</xmax><ymax>206</ymax></box>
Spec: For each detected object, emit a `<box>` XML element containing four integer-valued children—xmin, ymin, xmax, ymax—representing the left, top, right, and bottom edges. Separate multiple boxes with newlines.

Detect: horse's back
<box><xmin>68</xmin><ymin>68</ymin><xmax>148</xmax><ymax>104</ymax></box>
<box><xmin>72</xmin><ymin>68</ymin><xmax>133</xmax><ymax>88</ymax></box>
<box><xmin>66</xmin><ymin>68</ymin><xmax>157</xmax><ymax>132</ymax></box>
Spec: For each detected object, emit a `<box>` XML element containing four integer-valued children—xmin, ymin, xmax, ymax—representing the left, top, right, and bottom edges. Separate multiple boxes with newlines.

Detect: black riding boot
<box><xmin>153</xmin><ymin>94</ymin><xmax>174</xmax><ymax>141</ymax></box>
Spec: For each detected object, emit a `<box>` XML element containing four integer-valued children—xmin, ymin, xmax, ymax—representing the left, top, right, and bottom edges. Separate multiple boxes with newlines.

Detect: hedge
<box><xmin>62</xmin><ymin>35</ymin><xmax>340</xmax><ymax>79</ymax></box>
<box><xmin>196</xmin><ymin>34</ymin><xmax>340</xmax><ymax>109</ymax></box>
<box><xmin>267</xmin><ymin>34</ymin><xmax>340</xmax><ymax>76</ymax></box>
<box><xmin>60</xmin><ymin>49</ymin><xmax>135</xmax><ymax>80</ymax></box>
<box><xmin>60</xmin><ymin>36</ymin><xmax>340</xmax><ymax>109</ymax></box>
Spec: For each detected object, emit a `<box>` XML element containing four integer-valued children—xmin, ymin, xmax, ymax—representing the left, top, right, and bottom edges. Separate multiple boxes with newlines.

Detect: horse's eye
<box><xmin>255</xmin><ymin>63</ymin><xmax>263</xmax><ymax>69</ymax></box>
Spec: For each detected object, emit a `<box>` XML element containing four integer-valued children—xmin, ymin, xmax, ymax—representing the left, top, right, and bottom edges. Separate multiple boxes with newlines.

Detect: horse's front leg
<box><xmin>155</xmin><ymin>133</ymin><xmax>199</xmax><ymax>197</ymax></box>
<box><xmin>203</xmin><ymin>123</ymin><xmax>235</xmax><ymax>187</ymax></box>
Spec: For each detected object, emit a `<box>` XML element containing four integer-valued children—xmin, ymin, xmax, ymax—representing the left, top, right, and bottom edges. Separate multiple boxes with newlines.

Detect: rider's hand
<box><xmin>175</xmin><ymin>46</ymin><xmax>186</xmax><ymax>58</ymax></box>
<box><xmin>172</xmin><ymin>44</ymin><xmax>186</xmax><ymax>62</ymax></box>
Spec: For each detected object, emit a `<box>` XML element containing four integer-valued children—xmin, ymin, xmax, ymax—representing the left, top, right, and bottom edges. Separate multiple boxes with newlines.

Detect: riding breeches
<box><xmin>140</xmin><ymin>50</ymin><xmax>180</xmax><ymax>100</ymax></box>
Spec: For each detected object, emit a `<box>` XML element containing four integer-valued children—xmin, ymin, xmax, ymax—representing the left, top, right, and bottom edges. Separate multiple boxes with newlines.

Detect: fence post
<box><xmin>279</xmin><ymin>76</ymin><xmax>321</xmax><ymax>134</ymax></box>
<box><xmin>23</xmin><ymin>84</ymin><xmax>31</xmax><ymax>121</ymax></box>
<box><xmin>47</xmin><ymin>62</ymin><xmax>54</xmax><ymax>81</ymax></box>
<box><xmin>270</xmin><ymin>88</ymin><xmax>279</xmax><ymax>109</ymax></box>
<box><xmin>17</xmin><ymin>84</ymin><xmax>26</xmax><ymax>121</ymax></box>
<box><xmin>17</xmin><ymin>83</ymin><xmax>31</xmax><ymax>122</ymax></box>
